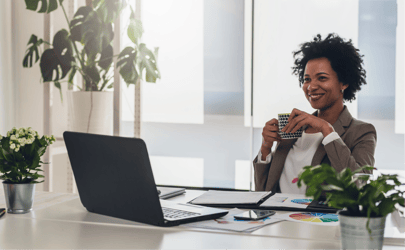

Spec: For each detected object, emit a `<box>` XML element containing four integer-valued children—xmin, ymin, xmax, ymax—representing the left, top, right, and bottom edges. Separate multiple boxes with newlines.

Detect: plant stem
<box><xmin>60</xmin><ymin>3</ymin><xmax>71</xmax><ymax>33</ymax></box>
<box><xmin>60</xmin><ymin>2</ymin><xmax>92</xmax><ymax>90</ymax></box>
<box><xmin>87</xmin><ymin>89</ymin><xmax>93</xmax><ymax>133</ymax></box>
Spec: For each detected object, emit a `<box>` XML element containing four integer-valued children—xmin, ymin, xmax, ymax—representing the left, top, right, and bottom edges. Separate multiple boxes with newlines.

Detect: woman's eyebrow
<box><xmin>316</xmin><ymin>72</ymin><xmax>329</xmax><ymax>76</ymax></box>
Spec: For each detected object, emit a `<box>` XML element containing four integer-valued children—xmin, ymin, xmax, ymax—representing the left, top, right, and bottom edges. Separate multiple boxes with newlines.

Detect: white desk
<box><xmin>0</xmin><ymin>190</ymin><xmax>404</xmax><ymax>249</ymax></box>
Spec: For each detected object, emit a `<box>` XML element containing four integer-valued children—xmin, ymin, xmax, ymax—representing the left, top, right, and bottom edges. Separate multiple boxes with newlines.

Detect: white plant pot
<box><xmin>67</xmin><ymin>90</ymin><xmax>113</xmax><ymax>135</ymax></box>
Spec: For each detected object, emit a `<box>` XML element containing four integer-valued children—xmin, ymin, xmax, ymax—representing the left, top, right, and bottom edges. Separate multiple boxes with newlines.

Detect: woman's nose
<box><xmin>307</xmin><ymin>83</ymin><xmax>318</xmax><ymax>92</ymax></box>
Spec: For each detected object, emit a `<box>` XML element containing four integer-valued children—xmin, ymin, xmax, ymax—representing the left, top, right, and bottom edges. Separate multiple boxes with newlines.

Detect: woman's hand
<box><xmin>281</xmin><ymin>108</ymin><xmax>334</xmax><ymax>137</ymax></box>
<box><xmin>261</xmin><ymin>119</ymin><xmax>282</xmax><ymax>160</ymax></box>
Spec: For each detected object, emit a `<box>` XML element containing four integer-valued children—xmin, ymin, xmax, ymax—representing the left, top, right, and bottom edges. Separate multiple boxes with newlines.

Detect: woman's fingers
<box><xmin>263</xmin><ymin>133</ymin><xmax>281</xmax><ymax>142</ymax></box>
<box><xmin>283</xmin><ymin>114</ymin><xmax>306</xmax><ymax>133</ymax></box>
<box><xmin>265</xmin><ymin>118</ymin><xmax>279</xmax><ymax>126</ymax></box>
<box><xmin>288</xmin><ymin>108</ymin><xmax>303</xmax><ymax>122</ymax></box>
<box><xmin>289</xmin><ymin>119</ymin><xmax>307</xmax><ymax>134</ymax></box>
<box><xmin>262</xmin><ymin>118</ymin><xmax>281</xmax><ymax>148</ymax></box>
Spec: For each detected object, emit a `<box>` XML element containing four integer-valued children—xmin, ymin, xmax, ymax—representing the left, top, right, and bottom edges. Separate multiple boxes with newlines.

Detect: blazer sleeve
<box><xmin>253</xmin><ymin>156</ymin><xmax>271</xmax><ymax>191</ymax></box>
<box><xmin>324</xmin><ymin>123</ymin><xmax>376</xmax><ymax>174</ymax></box>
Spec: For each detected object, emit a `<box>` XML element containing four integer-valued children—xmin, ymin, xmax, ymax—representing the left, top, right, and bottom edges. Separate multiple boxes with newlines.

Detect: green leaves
<box><xmin>23</xmin><ymin>35</ymin><xmax>45</xmax><ymax>68</ymax></box>
<box><xmin>98</xmin><ymin>45</ymin><xmax>113</xmax><ymax>70</ymax></box>
<box><xmin>139</xmin><ymin>44</ymin><xmax>160</xmax><ymax>83</ymax></box>
<box><xmin>117</xmin><ymin>13</ymin><xmax>160</xmax><ymax>86</ymax></box>
<box><xmin>0</xmin><ymin>131</ymin><xmax>53</xmax><ymax>183</ymax></box>
<box><xmin>23</xmin><ymin>0</ymin><xmax>160</xmax><ymax>94</ymax></box>
<box><xmin>117</xmin><ymin>44</ymin><xmax>160</xmax><ymax>86</ymax></box>
<box><xmin>297</xmin><ymin>163</ymin><xmax>405</xmax><ymax>224</ymax></box>
<box><xmin>70</xmin><ymin>6</ymin><xmax>93</xmax><ymax>42</ymax></box>
<box><xmin>94</xmin><ymin>0</ymin><xmax>127</xmax><ymax>24</ymax></box>
<box><xmin>81</xmin><ymin>10</ymin><xmax>113</xmax><ymax>57</ymax></box>
<box><xmin>117</xmin><ymin>47</ymin><xmax>138</xmax><ymax>85</ymax></box>
<box><xmin>40</xmin><ymin>29</ymin><xmax>74</xmax><ymax>82</ymax></box>
<box><xmin>25</xmin><ymin>0</ymin><xmax>64</xmax><ymax>13</ymax></box>
<box><xmin>127</xmin><ymin>7</ymin><xmax>143</xmax><ymax>45</ymax></box>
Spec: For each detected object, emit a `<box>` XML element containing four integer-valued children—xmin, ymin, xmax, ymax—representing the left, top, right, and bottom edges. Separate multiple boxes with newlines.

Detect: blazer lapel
<box><xmin>311</xmin><ymin>106</ymin><xmax>352</xmax><ymax>166</ymax></box>
<box><xmin>265</xmin><ymin>138</ymin><xmax>296</xmax><ymax>191</ymax></box>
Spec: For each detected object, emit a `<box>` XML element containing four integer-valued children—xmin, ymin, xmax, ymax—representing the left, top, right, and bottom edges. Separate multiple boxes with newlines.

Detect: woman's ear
<box><xmin>341</xmin><ymin>84</ymin><xmax>348</xmax><ymax>91</ymax></box>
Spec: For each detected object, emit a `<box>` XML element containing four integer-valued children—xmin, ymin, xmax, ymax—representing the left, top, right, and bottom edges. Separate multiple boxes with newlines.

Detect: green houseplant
<box><xmin>0</xmin><ymin>127</ymin><xmax>55</xmax><ymax>213</ymax></box>
<box><xmin>23</xmin><ymin>0</ymin><xmax>160</xmax><ymax>94</ymax></box>
<box><xmin>22</xmin><ymin>0</ymin><xmax>160</xmax><ymax>134</ymax></box>
<box><xmin>297</xmin><ymin>163</ymin><xmax>405</xmax><ymax>249</ymax></box>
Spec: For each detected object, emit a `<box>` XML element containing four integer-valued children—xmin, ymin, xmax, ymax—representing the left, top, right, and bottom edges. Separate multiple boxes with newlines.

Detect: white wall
<box><xmin>0</xmin><ymin>1</ymin><xmax>14</xmax><ymax>135</ymax></box>
<box><xmin>13</xmin><ymin>1</ymin><xmax>44</xmax><ymax>135</ymax></box>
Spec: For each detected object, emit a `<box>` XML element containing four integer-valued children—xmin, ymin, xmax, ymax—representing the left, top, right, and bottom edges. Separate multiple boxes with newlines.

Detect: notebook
<box><xmin>63</xmin><ymin>131</ymin><xmax>228</xmax><ymax>227</ymax></box>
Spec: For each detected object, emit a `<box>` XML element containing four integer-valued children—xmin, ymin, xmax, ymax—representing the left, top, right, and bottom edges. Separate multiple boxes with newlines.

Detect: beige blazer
<box><xmin>253</xmin><ymin>106</ymin><xmax>377</xmax><ymax>192</ymax></box>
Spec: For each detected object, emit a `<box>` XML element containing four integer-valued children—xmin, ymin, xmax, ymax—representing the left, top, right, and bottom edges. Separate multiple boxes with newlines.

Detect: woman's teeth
<box><xmin>309</xmin><ymin>94</ymin><xmax>323</xmax><ymax>101</ymax></box>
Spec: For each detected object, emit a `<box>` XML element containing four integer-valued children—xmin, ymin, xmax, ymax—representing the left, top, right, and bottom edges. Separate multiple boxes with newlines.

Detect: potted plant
<box><xmin>297</xmin><ymin>163</ymin><xmax>405</xmax><ymax>249</ymax></box>
<box><xmin>0</xmin><ymin>127</ymin><xmax>55</xmax><ymax>213</ymax></box>
<box><xmin>22</xmin><ymin>0</ymin><xmax>160</xmax><ymax>134</ymax></box>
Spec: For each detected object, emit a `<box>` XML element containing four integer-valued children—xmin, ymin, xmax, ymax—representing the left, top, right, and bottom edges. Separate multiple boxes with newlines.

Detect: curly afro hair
<box><xmin>292</xmin><ymin>33</ymin><xmax>366</xmax><ymax>102</ymax></box>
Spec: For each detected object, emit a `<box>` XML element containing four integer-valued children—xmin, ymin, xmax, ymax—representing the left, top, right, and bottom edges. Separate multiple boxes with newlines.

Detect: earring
<box><xmin>341</xmin><ymin>89</ymin><xmax>344</xmax><ymax>93</ymax></box>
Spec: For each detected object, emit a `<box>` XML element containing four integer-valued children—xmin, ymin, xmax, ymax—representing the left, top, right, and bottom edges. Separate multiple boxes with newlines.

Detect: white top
<box><xmin>257</xmin><ymin>131</ymin><xmax>340</xmax><ymax>194</ymax></box>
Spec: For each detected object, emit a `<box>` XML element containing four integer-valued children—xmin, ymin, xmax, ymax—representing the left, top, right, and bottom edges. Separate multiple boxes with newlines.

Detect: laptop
<box><xmin>63</xmin><ymin>131</ymin><xmax>228</xmax><ymax>227</ymax></box>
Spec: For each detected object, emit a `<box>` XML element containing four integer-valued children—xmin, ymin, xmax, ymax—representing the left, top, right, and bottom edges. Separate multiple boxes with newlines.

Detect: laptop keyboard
<box><xmin>162</xmin><ymin>207</ymin><xmax>201</xmax><ymax>219</ymax></box>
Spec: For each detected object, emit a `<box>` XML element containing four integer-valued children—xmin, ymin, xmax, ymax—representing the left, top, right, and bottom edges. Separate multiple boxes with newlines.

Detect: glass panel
<box><xmin>121</xmin><ymin>0</ymin><xmax>250</xmax><ymax>189</ymax></box>
<box><xmin>250</xmin><ymin>0</ymin><xmax>359</xmax><ymax>130</ymax></box>
<box><xmin>119</xmin><ymin>0</ymin><xmax>404</xmax><ymax>191</ymax></box>
<box><xmin>357</xmin><ymin>0</ymin><xmax>404</xmax><ymax>171</ymax></box>
<box><xmin>396</xmin><ymin>0</ymin><xmax>404</xmax><ymax>134</ymax></box>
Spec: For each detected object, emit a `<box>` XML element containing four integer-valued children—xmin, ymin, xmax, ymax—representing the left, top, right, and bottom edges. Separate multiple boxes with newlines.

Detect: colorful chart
<box><xmin>273</xmin><ymin>197</ymin><xmax>288</xmax><ymax>203</ymax></box>
<box><xmin>291</xmin><ymin>198</ymin><xmax>312</xmax><ymax>205</ymax></box>
<box><xmin>289</xmin><ymin>212</ymin><xmax>338</xmax><ymax>223</ymax></box>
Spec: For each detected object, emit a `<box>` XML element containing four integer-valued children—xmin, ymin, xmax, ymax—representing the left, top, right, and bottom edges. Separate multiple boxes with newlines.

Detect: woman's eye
<box><xmin>319</xmin><ymin>76</ymin><xmax>327</xmax><ymax>80</ymax></box>
<box><xmin>304</xmin><ymin>78</ymin><xmax>310</xmax><ymax>82</ymax></box>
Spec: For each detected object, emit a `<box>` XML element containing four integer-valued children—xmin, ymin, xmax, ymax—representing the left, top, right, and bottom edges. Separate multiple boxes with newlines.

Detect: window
<box><xmin>119</xmin><ymin>0</ymin><xmax>404</xmax><ymax>190</ymax></box>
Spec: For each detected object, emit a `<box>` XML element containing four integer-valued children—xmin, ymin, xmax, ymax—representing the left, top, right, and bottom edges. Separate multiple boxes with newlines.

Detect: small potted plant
<box><xmin>0</xmin><ymin>127</ymin><xmax>55</xmax><ymax>213</ymax></box>
<box><xmin>297</xmin><ymin>163</ymin><xmax>405</xmax><ymax>249</ymax></box>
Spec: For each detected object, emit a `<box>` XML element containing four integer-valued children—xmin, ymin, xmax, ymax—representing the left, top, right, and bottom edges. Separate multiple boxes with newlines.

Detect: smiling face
<box><xmin>302</xmin><ymin>57</ymin><xmax>348</xmax><ymax>111</ymax></box>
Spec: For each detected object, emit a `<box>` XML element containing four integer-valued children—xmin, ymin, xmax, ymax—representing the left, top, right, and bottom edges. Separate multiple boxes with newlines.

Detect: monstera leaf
<box><xmin>22</xmin><ymin>35</ymin><xmax>45</xmax><ymax>68</ymax></box>
<box><xmin>69</xmin><ymin>6</ymin><xmax>92</xmax><ymax>42</ymax></box>
<box><xmin>117</xmin><ymin>44</ymin><xmax>160</xmax><ymax>85</ymax></box>
<box><xmin>93</xmin><ymin>0</ymin><xmax>126</xmax><ymax>24</ymax></box>
<box><xmin>127</xmin><ymin>7</ymin><xmax>143</xmax><ymax>45</ymax></box>
<box><xmin>39</xmin><ymin>29</ymin><xmax>74</xmax><ymax>82</ymax></box>
<box><xmin>117</xmin><ymin>47</ymin><xmax>138</xmax><ymax>85</ymax></box>
<box><xmin>81</xmin><ymin>10</ymin><xmax>114</xmax><ymax>57</ymax></box>
<box><xmin>98</xmin><ymin>44</ymin><xmax>113</xmax><ymax>70</ymax></box>
<box><xmin>138</xmin><ymin>44</ymin><xmax>160</xmax><ymax>83</ymax></box>
<box><xmin>25</xmin><ymin>0</ymin><xmax>64</xmax><ymax>13</ymax></box>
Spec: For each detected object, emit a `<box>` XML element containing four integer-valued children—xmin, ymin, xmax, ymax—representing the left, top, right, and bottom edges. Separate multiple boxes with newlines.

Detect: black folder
<box><xmin>189</xmin><ymin>191</ymin><xmax>339</xmax><ymax>213</ymax></box>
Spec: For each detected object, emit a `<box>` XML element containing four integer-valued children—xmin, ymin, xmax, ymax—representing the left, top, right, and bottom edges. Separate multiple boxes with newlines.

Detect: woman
<box><xmin>254</xmin><ymin>33</ymin><xmax>376</xmax><ymax>194</ymax></box>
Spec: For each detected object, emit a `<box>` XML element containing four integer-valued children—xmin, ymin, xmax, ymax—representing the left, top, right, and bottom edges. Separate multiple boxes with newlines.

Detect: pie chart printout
<box><xmin>289</xmin><ymin>213</ymin><xmax>339</xmax><ymax>223</ymax></box>
<box><xmin>290</xmin><ymin>199</ymin><xmax>312</xmax><ymax>206</ymax></box>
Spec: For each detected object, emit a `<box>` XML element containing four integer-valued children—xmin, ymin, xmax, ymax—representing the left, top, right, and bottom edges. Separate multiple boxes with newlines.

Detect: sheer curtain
<box><xmin>0</xmin><ymin>0</ymin><xmax>14</xmax><ymax>135</ymax></box>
